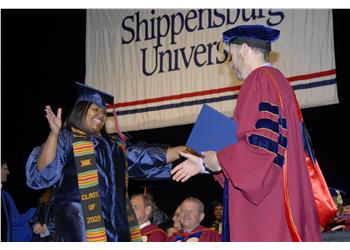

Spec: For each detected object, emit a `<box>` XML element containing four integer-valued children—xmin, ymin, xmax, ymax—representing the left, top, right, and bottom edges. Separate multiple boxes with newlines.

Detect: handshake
<box><xmin>170</xmin><ymin>104</ymin><xmax>236</xmax><ymax>182</ymax></box>
<box><xmin>170</xmin><ymin>147</ymin><xmax>222</xmax><ymax>182</ymax></box>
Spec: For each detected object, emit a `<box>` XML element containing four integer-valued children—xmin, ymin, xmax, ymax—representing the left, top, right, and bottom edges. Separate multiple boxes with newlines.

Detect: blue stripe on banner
<box><xmin>292</xmin><ymin>78</ymin><xmax>336</xmax><ymax>91</ymax></box>
<box><xmin>115</xmin><ymin>94</ymin><xmax>238</xmax><ymax>116</ymax></box>
<box><xmin>113</xmin><ymin>78</ymin><xmax>336</xmax><ymax>116</ymax></box>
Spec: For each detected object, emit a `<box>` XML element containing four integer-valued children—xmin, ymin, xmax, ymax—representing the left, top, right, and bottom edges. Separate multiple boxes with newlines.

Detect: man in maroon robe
<box><xmin>172</xmin><ymin>25</ymin><xmax>321</xmax><ymax>241</ymax></box>
<box><xmin>166</xmin><ymin>197</ymin><xmax>221</xmax><ymax>242</ymax></box>
<box><xmin>131</xmin><ymin>194</ymin><xmax>167</xmax><ymax>242</ymax></box>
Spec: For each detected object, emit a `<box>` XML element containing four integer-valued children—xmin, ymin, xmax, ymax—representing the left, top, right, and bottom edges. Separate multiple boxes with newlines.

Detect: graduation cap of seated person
<box><xmin>222</xmin><ymin>24</ymin><xmax>280</xmax><ymax>52</ymax></box>
<box><xmin>75</xmin><ymin>82</ymin><xmax>127</xmax><ymax>140</ymax></box>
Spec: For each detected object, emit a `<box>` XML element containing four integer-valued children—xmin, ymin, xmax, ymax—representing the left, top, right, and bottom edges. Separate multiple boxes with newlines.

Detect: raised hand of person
<box><xmin>45</xmin><ymin>105</ymin><xmax>62</xmax><ymax>135</ymax></box>
<box><xmin>37</xmin><ymin>106</ymin><xmax>62</xmax><ymax>170</ymax></box>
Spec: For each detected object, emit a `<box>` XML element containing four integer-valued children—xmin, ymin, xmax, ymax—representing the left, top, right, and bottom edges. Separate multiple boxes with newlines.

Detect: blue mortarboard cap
<box><xmin>75</xmin><ymin>82</ymin><xmax>114</xmax><ymax>108</ymax></box>
<box><xmin>223</xmin><ymin>25</ymin><xmax>280</xmax><ymax>51</ymax></box>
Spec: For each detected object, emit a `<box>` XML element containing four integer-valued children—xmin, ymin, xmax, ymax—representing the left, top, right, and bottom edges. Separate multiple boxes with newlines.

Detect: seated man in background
<box><xmin>210</xmin><ymin>202</ymin><xmax>223</xmax><ymax>235</ymax></box>
<box><xmin>131</xmin><ymin>193</ymin><xmax>167</xmax><ymax>242</ymax></box>
<box><xmin>166</xmin><ymin>197</ymin><xmax>221</xmax><ymax>242</ymax></box>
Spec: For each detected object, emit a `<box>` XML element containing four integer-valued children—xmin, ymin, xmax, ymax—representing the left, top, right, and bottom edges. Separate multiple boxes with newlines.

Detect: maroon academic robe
<box><xmin>141</xmin><ymin>224</ymin><xmax>167</xmax><ymax>242</ymax></box>
<box><xmin>166</xmin><ymin>225</ymin><xmax>221</xmax><ymax>242</ymax></box>
<box><xmin>215</xmin><ymin>66</ymin><xmax>321</xmax><ymax>241</ymax></box>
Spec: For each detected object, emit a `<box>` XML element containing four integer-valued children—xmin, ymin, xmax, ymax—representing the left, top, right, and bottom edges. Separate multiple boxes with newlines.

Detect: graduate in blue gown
<box><xmin>26</xmin><ymin>82</ymin><xmax>187</xmax><ymax>242</ymax></box>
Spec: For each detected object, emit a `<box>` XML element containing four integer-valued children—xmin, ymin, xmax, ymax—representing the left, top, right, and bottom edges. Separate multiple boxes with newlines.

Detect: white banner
<box><xmin>86</xmin><ymin>9</ymin><xmax>338</xmax><ymax>132</ymax></box>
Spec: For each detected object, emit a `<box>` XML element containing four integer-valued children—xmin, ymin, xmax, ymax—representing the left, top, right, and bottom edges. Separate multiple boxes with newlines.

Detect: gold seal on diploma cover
<box><xmin>184</xmin><ymin>147</ymin><xmax>204</xmax><ymax>158</ymax></box>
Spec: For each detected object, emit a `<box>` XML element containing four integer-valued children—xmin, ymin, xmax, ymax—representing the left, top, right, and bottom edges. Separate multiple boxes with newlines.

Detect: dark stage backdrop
<box><xmin>2</xmin><ymin>9</ymin><xmax>349</xmax><ymax>226</ymax></box>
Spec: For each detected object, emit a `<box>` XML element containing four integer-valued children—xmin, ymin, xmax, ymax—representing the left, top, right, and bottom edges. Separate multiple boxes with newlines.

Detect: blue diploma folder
<box><xmin>186</xmin><ymin>104</ymin><xmax>237</xmax><ymax>154</ymax></box>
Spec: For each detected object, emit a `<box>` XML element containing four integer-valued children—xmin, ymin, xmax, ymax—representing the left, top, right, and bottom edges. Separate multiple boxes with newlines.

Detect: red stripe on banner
<box><xmin>286</xmin><ymin>69</ymin><xmax>336</xmax><ymax>82</ymax></box>
<box><xmin>107</xmin><ymin>69</ymin><xmax>336</xmax><ymax>109</ymax></box>
<box><xmin>108</xmin><ymin>86</ymin><xmax>241</xmax><ymax>108</ymax></box>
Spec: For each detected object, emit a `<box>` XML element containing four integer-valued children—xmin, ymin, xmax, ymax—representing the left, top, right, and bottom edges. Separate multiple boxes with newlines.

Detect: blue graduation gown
<box><xmin>26</xmin><ymin>129</ymin><xmax>171</xmax><ymax>242</ymax></box>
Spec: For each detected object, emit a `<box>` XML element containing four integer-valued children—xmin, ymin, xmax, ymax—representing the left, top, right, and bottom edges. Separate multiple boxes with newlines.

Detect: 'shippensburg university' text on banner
<box><xmin>86</xmin><ymin>9</ymin><xmax>338</xmax><ymax>132</ymax></box>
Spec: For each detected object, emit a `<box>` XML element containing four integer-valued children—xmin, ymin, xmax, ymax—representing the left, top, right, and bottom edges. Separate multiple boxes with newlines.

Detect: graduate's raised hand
<box><xmin>202</xmin><ymin>151</ymin><xmax>222</xmax><ymax>172</ymax></box>
<box><xmin>45</xmin><ymin>105</ymin><xmax>62</xmax><ymax>135</ymax></box>
<box><xmin>37</xmin><ymin>106</ymin><xmax>62</xmax><ymax>171</ymax></box>
<box><xmin>171</xmin><ymin>151</ymin><xmax>202</xmax><ymax>182</ymax></box>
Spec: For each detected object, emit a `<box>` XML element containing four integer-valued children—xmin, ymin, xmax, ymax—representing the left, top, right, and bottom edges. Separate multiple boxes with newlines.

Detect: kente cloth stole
<box><xmin>72</xmin><ymin>128</ymin><xmax>107</xmax><ymax>242</ymax></box>
<box><xmin>116</xmin><ymin>140</ymin><xmax>142</xmax><ymax>242</ymax></box>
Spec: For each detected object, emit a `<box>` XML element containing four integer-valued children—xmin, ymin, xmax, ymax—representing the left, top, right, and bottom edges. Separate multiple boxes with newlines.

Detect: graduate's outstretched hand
<box><xmin>45</xmin><ymin>105</ymin><xmax>62</xmax><ymax>135</ymax></box>
<box><xmin>171</xmin><ymin>151</ymin><xmax>202</xmax><ymax>182</ymax></box>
